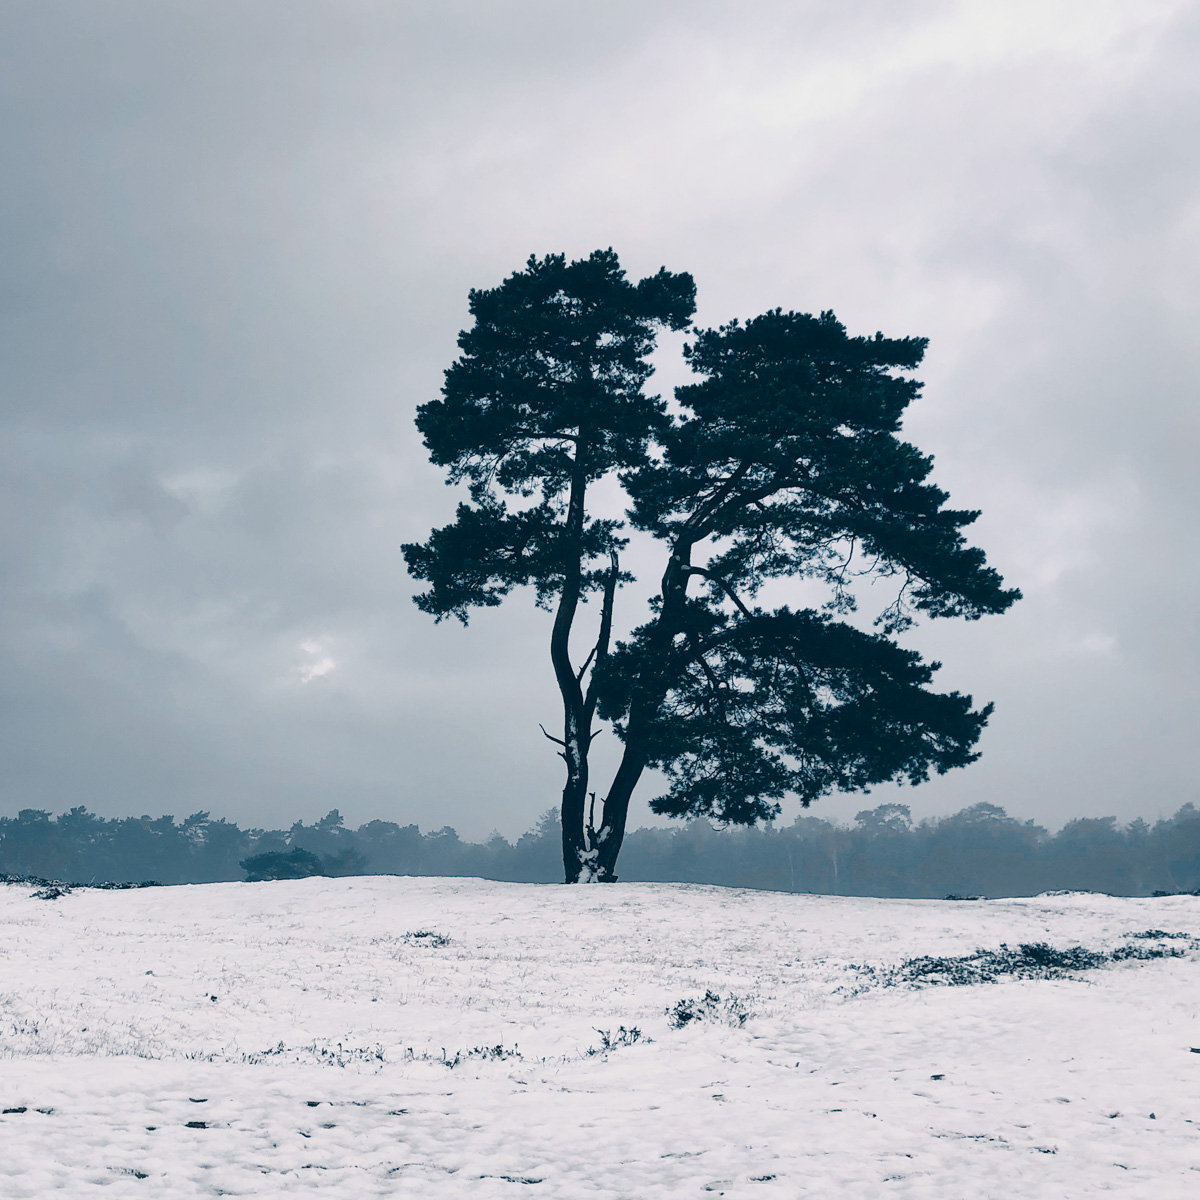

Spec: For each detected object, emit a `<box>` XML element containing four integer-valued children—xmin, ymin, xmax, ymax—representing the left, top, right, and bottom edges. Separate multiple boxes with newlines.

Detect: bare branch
<box><xmin>687</xmin><ymin>565</ymin><xmax>755</xmax><ymax>621</ymax></box>
<box><xmin>575</xmin><ymin>645</ymin><xmax>597</xmax><ymax>684</ymax></box>
<box><xmin>683</xmin><ymin>461</ymin><xmax>752</xmax><ymax>536</ymax></box>
<box><xmin>582</xmin><ymin>550</ymin><xmax>620</xmax><ymax>725</ymax></box>
<box><xmin>687</xmin><ymin>631</ymin><xmax>732</xmax><ymax>728</ymax></box>
<box><xmin>834</xmin><ymin>538</ymin><xmax>856</xmax><ymax>584</ymax></box>
<box><xmin>690</xmin><ymin>475</ymin><xmax>790</xmax><ymax>543</ymax></box>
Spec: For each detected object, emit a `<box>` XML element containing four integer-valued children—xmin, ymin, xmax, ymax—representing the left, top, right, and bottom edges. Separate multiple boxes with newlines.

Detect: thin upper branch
<box><xmin>689</xmin><ymin>476</ymin><xmax>786</xmax><ymax>543</ymax></box>
<box><xmin>683</xmin><ymin>462</ymin><xmax>751</xmax><ymax>536</ymax></box>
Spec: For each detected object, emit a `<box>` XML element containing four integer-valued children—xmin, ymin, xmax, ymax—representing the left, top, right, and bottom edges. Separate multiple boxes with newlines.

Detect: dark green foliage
<box><xmin>402</xmin><ymin>249</ymin><xmax>694</xmax><ymax>621</ymax></box>
<box><xmin>592</xmin><ymin>308</ymin><xmax>1018</xmax><ymax>861</ymax></box>
<box><xmin>239</xmin><ymin>847</ymin><xmax>326</xmax><ymax>882</ymax></box>
<box><xmin>404</xmin><ymin>260</ymin><xmax>1018</xmax><ymax>881</ymax></box>
<box><xmin>626</xmin><ymin>310</ymin><xmax>1015</xmax><ymax>629</ymax></box>
<box><xmin>422</xmin><ymin>249</ymin><xmax>693</xmax><ymax>489</ymax></box>
<box><xmin>402</xmin><ymin>248</ymin><xmax>696</xmax><ymax>880</ymax></box>
<box><xmin>599</xmin><ymin>606</ymin><xmax>991</xmax><ymax>824</ymax></box>
<box><xmin>402</xmin><ymin>494</ymin><xmax>587</xmax><ymax>618</ymax></box>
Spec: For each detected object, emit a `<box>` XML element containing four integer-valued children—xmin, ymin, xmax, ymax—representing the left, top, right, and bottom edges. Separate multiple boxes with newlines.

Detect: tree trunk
<box><xmin>559</xmin><ymin>752</ymin><xmax>592</xmax><ymax>882</ymax></box>
<box><xmin>591</xmin><ymin>744</ymin><xmax>646</xmax><ymax>881</ymax></box>
<box><xmin>593</xmin><ymin>541</ymin><xmax>696</xmax><ymax>881</ymax></box>
<box><xmin>553</xmin><ymin>447</ymin><xmax>595</xmax><ymax>883</ymax></box>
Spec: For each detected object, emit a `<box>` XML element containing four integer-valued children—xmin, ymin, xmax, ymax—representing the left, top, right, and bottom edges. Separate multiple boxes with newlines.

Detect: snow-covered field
<box><xmin>1</xmin><ymin>877</ymin><xmax>1198</xmax><ymax>1197</ymax></box>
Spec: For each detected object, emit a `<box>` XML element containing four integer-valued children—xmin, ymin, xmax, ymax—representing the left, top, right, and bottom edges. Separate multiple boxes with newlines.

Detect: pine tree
<box><xmin>587</xmin><ymin>308</ymin><xmax>1020</xmax><ymax>878</ymax></box>
<box><xmin>405</xmin><ymin>259</ymin><xmax>1019</xmax><ymax>883</ymax></box>
<box><xmin>401</xmin><ymin>249</ymin><xmax>696</xmax><ymax>880</ymax></box>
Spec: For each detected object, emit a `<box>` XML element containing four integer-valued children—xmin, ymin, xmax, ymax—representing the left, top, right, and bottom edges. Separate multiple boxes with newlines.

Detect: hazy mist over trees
<box><xmin>4</xmin><ymin>802</ymin><xmax>1197</xmax><ymax>899</ymax></box>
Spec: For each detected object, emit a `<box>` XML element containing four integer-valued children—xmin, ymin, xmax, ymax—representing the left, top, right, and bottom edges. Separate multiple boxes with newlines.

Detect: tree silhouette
<box><xmin>405</xmin><ymin>257</ymin><xmax>1018</xmax><ymax>881</ymax></box>
<box><xmin>591</xmin><ymin>309</ymin><xmax>1020</xmax><ymax>877</ymax></box>
<box><xmin>402</xmin><ymin>249</ymin><xmax>694</xmax><ymax>879</ymax></box>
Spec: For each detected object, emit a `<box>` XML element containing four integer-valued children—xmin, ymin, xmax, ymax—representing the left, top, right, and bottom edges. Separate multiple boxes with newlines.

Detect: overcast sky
<box><xmin>1</xmin><ymin>0</ymin><xmax>1197</xmax><ymax>838</ymax></box>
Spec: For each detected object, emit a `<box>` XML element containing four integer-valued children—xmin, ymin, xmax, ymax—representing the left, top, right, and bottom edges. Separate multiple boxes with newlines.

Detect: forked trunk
<box><xmin>554</xmin><ymin>440</ymin><xmax>622</xmax><ymax>883</ymax></box>
<box><xmin>551</xmin><ymin>455</ymin><xmax>589</xmax><ymax>882</ymax></box>
<box><xmin>560</xmin><ymin>548</ymin><xmax>621</xmax><ymax>882</ymax></box>
<box><xmin>590</xmin><ymin>541</ymin><xmax>695</xmax><ymax>881</ymax></box>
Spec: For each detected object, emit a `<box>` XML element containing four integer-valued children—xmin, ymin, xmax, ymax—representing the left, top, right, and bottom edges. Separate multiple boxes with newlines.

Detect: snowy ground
<box><xmin>1</xmin><ymin>877</ymin><xmax>1198</xmax><ymax>1198</ymax></box>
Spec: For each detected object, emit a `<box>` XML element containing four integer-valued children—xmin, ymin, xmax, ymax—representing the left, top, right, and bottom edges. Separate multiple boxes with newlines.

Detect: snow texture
<box><xmin>1</xmin><ymin>876</ymin><xmax>1198</xmax><ymax>1197</ymax></box>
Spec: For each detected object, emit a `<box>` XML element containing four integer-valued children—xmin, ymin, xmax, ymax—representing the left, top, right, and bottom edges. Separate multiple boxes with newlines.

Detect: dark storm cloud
<box><xmin>0</xmin><ymin>0</ymin><xmax>1196</xmax><ymax>835</ymax></box>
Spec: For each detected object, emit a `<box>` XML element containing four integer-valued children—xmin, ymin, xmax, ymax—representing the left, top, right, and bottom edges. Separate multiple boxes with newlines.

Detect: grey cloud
<box><xmin>0</xmin><ymin>1</ymin><xmax>1196</xmax><ymax>837</ymax></box>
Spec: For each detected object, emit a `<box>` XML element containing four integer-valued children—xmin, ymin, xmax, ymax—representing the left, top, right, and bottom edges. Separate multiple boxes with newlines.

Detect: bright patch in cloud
<box><xmin>298</xmin><ymin>639</ymin><xmax>336</xmax><ymax>683</ymax></box>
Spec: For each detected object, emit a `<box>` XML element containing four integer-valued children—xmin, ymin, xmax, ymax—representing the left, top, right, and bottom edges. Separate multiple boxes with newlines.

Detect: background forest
<box><xmin>3</xmin><ymin>801</ymin><xmax>1197</xmax><ymax>898</ymax></box>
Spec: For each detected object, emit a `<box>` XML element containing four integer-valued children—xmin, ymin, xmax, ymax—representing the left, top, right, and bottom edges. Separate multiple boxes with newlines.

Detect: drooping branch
<box><xmin>876</xmin><ymin>570</ymin><xmax>917</xmax><ymax>632</ymax></box>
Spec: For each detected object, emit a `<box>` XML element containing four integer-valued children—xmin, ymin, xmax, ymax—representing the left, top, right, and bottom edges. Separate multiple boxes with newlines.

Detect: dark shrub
<box><xmin>240</xmin><ymin>847</ymin><xmax>326</xmax><ymax>882</ymax></box>
<box><xmin>667</xmin><ymin>990</ymin><xmax>753</xmax><ymax>1029</ymax></box>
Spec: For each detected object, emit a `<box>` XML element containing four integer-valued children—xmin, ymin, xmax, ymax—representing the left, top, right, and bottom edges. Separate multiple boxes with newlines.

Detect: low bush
<box><xmin>846</xmin><ymin>933</ymin><xmax>1192</xmax><ymax>994</ymax></box>
<box><xmin>2</xmin><ymin>873</ymin><xmax>159</xmax><ymax>899</ymax></box>
<box><xmin>587</xmin><ymin>1026</ymin><xmax>645</xmax><ymax>1055</ymax></box>
<box><xmin>240</xmin><ymin>848</ymin><xmax>325</xmax><ymax>882</ymax></box>
<box><xmin>667</xmin><ymin>990</ymin><xmax>754</xmax><ymax>1030</ymax></box>
<box><xmin>403</xmin><ymin>929</ymin><xmax>451</xmax><ymax>947</ymax></box>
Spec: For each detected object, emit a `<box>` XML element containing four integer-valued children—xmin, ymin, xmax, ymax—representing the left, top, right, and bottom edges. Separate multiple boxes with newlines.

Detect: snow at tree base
<box><xmin>2</xmin><ymin>876</ymin><xmax>1198</xmax><ymax>1197</ymax></box>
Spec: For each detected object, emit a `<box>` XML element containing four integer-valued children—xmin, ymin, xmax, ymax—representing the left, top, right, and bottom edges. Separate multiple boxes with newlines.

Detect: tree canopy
<box><xmin>404</xmin><ymin>253</ymin><xmax>1019</xmax><ymax>882</ymax></box>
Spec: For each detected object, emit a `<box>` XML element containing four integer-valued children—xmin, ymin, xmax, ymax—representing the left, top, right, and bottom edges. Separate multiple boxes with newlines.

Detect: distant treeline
<box><xmin>1</xmin><ymin>801</ymin><xmax>1198</xmax><ymax>898</ymax></box>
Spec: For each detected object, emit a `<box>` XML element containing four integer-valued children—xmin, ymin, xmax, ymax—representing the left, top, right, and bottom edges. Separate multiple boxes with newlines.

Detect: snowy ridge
<box><xmin>1</xmin><ymin>876</ymin><xmax>1198</xmax><ymax>1197</ymax></box>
